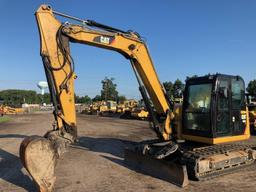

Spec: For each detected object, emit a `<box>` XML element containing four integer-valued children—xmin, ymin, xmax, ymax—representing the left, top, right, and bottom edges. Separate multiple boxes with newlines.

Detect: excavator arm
<box><xmin>19</xmin><ymin>5</ymin><xmax>187</xmax><ymax>192</ymax></box>
<box><xmin>36</xmin><ymin>4</ymin><xmax>173</xmax><ymax>141</ymax></box>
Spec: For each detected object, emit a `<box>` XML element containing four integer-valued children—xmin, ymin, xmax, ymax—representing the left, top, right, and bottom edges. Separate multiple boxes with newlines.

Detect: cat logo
<box><xmin>93</xmin><ymin>36</ymin><xmax>115</xmax><ymax>45</ymax></box>
<box><xmin>100</xmin><ymin>36</ymin><xmax>110</xmax><ymax>44</ymax></box>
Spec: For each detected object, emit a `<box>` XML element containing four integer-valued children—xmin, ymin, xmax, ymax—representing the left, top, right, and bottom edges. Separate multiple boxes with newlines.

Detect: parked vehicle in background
<box><xmin>246</xmin><ymin>94</ymin><xmax>256</xmax><ymax>132</ymax></box>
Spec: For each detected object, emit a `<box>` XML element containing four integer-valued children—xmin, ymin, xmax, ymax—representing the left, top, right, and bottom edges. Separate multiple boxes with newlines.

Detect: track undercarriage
<box><xmin>124</xmin><ymin>140</ymin><xmax>256</xmax><ymax>187</ymax></box>
<box><xmin>181</xmin><ymin>143</ymin><xmax>256</xmax><ymax>180</ymax></box>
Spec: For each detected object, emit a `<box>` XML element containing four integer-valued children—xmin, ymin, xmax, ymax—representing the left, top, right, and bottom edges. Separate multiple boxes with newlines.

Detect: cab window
<box><xmin>184</xmin><ymin>83</ymin><xmax>212</xmax><ymax>132</ymax></box>
<box><xmin>187</xmin><ymin>84</ymin><xmax>212</xmax><ymax>111</ymax></box>
<box><xmin>232</xmin><ymin>79</ymin><xmax>244</xmax><ymax>109</ymax></box>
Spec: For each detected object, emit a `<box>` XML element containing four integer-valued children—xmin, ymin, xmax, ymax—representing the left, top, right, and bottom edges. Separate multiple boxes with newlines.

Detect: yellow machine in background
<box><xmin>117</xmin><ymin>99</ymin><xmax>138</xmax><ymax>113</ymax></box>
<box><xmin>0</xmin><ymin>105</ymin><xmax>24</xmax><ymax>115</ymax></box>
<box><xmin>87</xmin><ymin>100</ymin><xmax>117</xmax><ymax>115</ymax></box>
<box><xmin>89</xmin><ymin>102</ymin><xmax>100</xmax><ymax>114</ymax></box>
<box><xmin>119</xmin><ymin>99</ymin><xmax>139</xmax><ymax>118</ymax></box>
<box><xmin>130</xmin><ymin>107</ymin><xmax>149</xmax><ymax>120</ymax></box>
<box><xmin>246</xmin><ymin>94</ymin><xmax>256</xmax><ymax>132</ymax></box>
<box><xmin>19</xmin><ymin>5</ymin><xmax>256</xmax><ymax>191</ymax></box>
<box><xmin>87</xmin><ymin>99</ymin><xmax>149</xmax><ymax>120</ymax></box>
<box><xmin>129</xmin><ymin>100</ymin><xmax>149</xmax><ymax>120</ymax></box>
<box><xmin>86</xmin><ymin>100</ymin><xmax>136</xmax><ymax>117</ymax></box>
<box><xmin>98</xmin><ymin>100</ymin><xmax>117</xmax><ymax>115</ymax></box>
<box><xmin>87</xmin><ymin>101</ymin><xmax>102</xmax><ymax>114</ymax></box>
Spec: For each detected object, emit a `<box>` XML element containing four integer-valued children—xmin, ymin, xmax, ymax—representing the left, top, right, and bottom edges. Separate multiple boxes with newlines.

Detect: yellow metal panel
<box><xmin>36</xmin><ymin>5</ymin><xmax>76</xmax><ymax>129</ymax></box>
<box><xmin>181</xmin><ymin>134</ymin><xmax>250</xmax><ymax>144</ymax></box>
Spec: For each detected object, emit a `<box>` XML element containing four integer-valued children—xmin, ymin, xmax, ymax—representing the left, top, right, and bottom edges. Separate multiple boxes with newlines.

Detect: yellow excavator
<box><xmin>20</xmin><ymin>5</ymin><xmax>256</xmax><ymax>191</ymax></box>
<box><xmin>99</xmin><ymin>100</ymin><xmax>118</xmax><ymax>115</ymax></box>
<box><xmin>0</xmin><ymin>105</ymin><xmax>24</xmax><ymax>115</ymax></box>
<box><xmin>87</xmin><ymin>100</ymin><xmax>117</xmax><ymax>115</ymax></box>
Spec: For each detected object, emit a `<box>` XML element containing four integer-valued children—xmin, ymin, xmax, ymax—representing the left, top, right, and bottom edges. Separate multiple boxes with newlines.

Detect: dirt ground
<box><xmin>0</xmin><ymin>113</ymin><xmax>256</xmax><ymax>192</ymax></box>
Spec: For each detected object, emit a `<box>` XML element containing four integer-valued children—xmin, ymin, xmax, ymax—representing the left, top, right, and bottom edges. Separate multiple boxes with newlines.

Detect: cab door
<box><xmin>216</xmin><ymin>78</ymin><xmax>232</xmax><ymax>136</ymax></box>
<box><xmin>215</xmin><ymin>77</ymin><xmax>245</xmax><ymax>137</ymax></box>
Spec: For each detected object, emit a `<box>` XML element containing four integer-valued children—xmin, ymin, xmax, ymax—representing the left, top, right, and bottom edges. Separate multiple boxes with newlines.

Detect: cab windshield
<box><xmin>187</xmin><ymin>84</ymin><xmax>212</xmax><ymax>112</ymax></box>
<box><xmin>184</xmin><ymin>83</ymin><xmax>212</xmax><ymax>132</ymax></box>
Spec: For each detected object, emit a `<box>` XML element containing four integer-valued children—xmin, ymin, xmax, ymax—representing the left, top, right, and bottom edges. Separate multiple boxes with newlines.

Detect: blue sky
<box><xmin>0</xmin><ymin>0</ymin><xmax>255</xmax><ymax>99</ymax></box>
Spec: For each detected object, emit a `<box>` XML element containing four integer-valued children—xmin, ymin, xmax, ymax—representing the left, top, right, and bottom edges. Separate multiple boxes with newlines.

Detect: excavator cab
<box><xmin>182</xmin><ymin>74</ymin><xmax>249</xmax><ymax>144</ymax></box>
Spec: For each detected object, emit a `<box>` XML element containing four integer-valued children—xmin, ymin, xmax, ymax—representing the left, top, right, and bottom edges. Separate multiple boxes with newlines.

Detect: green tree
<box><xmin>117</xmin><ymin>95</ymin><xmax>126</xmax><ymax>104</ymax></box>
<box><xmin>101</xmin><ymin>77</ymin><xmax>119</xmax><ymax>101</ymax></box>
<box><xmin>173</xmin><ymin>79</ymin><xmax>185</xmax><ymax>98</ymax></box>
<box><xmin>75</xmin><ymin>95</ymin><xmax>91</xmax><ymax>104</ymax></box>
<box><xmin>0</xmin><ymin>90</ymin><xmax>54</xmax><ymax>107</ymax></box>
<box><xmin>92</xmin><ymin>95</ymin><xmax>102</xmax><ymax>102</ymax></box>
<box><xmin>163</xmin><ymin>81</ymin><xmax>174</xmax><ymax>99</ymax></box>
<box><xmin>38</xmin><ymin>93</ymin><xmax>51</xmax><ymax>104</ymax></box>
<box><xmin>0</xmin><ymin>89</ymin><xmax>40</xmax><ymax>107</ymax></box>
<box><xmin>247</xmin><ymin>80</ymin><xmax>256</xmax><ymax>95</ymax></box>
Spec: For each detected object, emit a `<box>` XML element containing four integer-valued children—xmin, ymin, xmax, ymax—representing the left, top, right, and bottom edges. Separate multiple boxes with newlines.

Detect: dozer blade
<box><xmin>20</xmin><ymin>136</ymin><xmax>58</xmax><ymax>192</ymax></box>
<box><xmin>124</xmin><ymin>148</ymin><xmax>189</xmax><ymax>187</ymax></box>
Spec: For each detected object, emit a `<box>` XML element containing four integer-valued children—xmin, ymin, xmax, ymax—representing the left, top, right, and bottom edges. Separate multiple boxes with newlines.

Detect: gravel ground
<box><xmin>0</xmin><ymin>113</ymin><xmax>256</xmax><ymax>192</ymax></box>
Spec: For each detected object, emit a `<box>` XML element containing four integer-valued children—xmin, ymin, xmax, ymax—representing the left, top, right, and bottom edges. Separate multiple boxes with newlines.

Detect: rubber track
<box><xmin>181</xmin><ymin>143</ymin><xmax>256</xmax><ymax>180</ymax></box>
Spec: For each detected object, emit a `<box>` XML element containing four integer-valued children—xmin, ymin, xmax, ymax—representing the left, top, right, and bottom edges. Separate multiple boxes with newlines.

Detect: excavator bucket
<box><xmin>20</xmin><ymin>136</ymin><xmax>58</xmax><ymax>192</ymax></box>
<box><xmin>124</xmin><ymin>148</ymin><xmax>189</xmax><ymax>187</ymax></box>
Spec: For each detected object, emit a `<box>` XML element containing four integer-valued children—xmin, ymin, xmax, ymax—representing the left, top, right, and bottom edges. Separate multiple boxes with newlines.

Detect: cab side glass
<box><xmin>216</xmin><ymin>80</ymin><xmax>230</xmax><ymax>135</ymax></box>
<box><xmin>232</xmin><ymin>79</ymin><xmax>245</xmax><ymax>109</ymax></box>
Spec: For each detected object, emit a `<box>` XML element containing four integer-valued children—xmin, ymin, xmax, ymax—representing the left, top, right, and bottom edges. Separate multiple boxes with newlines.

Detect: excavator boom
<box><xmin>35</xmin><ymin>4</ymin><xmax>173</xmax><ymax>140</ymax></box>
